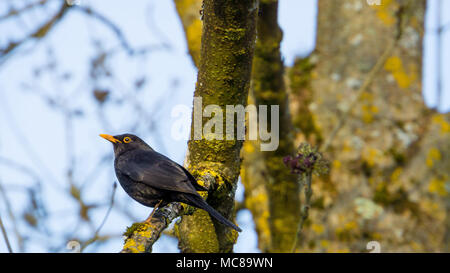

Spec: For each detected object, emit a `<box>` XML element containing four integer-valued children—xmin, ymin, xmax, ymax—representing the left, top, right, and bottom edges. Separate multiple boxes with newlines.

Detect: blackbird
<box><xmin>100</xmin><ymin>133</ymin><xmax>241</xmax><ymax>232</ymax></box>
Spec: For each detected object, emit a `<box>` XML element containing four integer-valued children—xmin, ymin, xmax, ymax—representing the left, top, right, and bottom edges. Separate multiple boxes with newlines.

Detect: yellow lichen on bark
<box><xmin>241</xmin><ymin>0</ymin><xmax>301</xmax><ymax>252</ymax></box>
<box><xmin>122</xmin><ymin>222</ymin><xmax>154</xmax><ymax>253</ymax></box>
<box><xmin>290</xmin><ymin>0</ymin><xmax>450</xmax><ymax>253</ymax></box>
<box><xmin>176</xmin><ymin>0</ymin><xmax>258</xmax><ymax>253</ymax></box>
<box><xmin>174</xmin><ymin>0</ymin><xmax>203</xmax><ymax>67</ymax></box>
<box><xmin>384</xmin><ymin>56</ymin><xmax>417</xmax><ymax>89</ymax></box>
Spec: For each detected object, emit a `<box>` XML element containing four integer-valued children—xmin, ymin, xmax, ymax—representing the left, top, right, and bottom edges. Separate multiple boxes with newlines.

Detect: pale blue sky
<box><xmin>0</xmin><ymin>0</ymin><xmax>448</xmax><ymax>253</ymax></box>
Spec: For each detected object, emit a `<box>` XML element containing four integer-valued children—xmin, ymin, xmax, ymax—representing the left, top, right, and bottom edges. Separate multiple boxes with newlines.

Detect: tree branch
<box><xmin>0</xmin><ymin>0</ymin><xmax>48</xmax><ymax>22</ymax></box>
<box><xmin>121</xmin><ymin>202</ymin><xmax>184</xmax><ymax>253</ymax></box>
<box><xmin>174</xmin><ymin>0</ymin><xmax>203</xmax><ymax>67</ymax></box>
<box><xmin>0</xmin><ymin>1</ymin><xmax>70</xmax><ymax>65</ymax></box>
<box><xmin>242</xmin><ymin>0</ymin><xmax>300</xmax><ymax>252</ymax></box>
<box><xmin>177</xmin><ymin>0</ymin><xmax>257</xmax><ymax>253</ymax></box>
<box><xmin>72</xmin><ymin>5</ymin><xmax>135</xmax><ymax>55</ymax></box>
<box><xmin>120</xmin><ymin>172</ymin><xmax>218</xmax><ymax>253</ymax></box>
<box><xmin>0</xmin><ymin>212</ymin><xmax>13</xmax><ymax>253</ymax></box>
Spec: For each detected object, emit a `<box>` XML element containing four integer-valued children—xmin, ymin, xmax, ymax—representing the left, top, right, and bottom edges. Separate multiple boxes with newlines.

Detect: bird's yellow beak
<box><xmin>99</xmin><ymin>134</ymin><xmax>122</xmax><ymax>144</ymax></box>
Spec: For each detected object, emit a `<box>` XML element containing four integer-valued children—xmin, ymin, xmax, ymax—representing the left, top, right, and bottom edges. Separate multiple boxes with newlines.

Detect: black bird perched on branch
<box><xmin>100</xmin><ymin>133</ymin><xmax>241</xmax><ymax>232</ymax></box>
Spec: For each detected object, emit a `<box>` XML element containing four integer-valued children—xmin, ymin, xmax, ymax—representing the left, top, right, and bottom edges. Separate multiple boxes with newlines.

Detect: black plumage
<box><xmin>100</xmin><ymin>133</ymin><xmax>241</xmax><ymax>232</ymax></box>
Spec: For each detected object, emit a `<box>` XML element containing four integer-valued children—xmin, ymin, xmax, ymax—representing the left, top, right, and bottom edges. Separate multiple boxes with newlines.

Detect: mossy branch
<box><xmin>121</xmin><ymin>202</ymin><xmax>184</xmax><ymax>253</ymax></box>
<box><xmin>121</xmin><ymin>0</ymin><xmax>257</xmax><ymax>253</ymax></box>
<box><xmin>178</xmin><ymin>0</ymin><xmax>258</xmax><ymax>252</ymax></box>
<box><xmin>174</xmin><ymin>0</ymin><xmax>203</xmax><ymax>67</ymax></box>
<box><xmin>120</xmin><ymin>173</ymin><xmax>216</xmax><ymax>253</ymax></box>
<box><xmin>243</xmin><ymin>0</ymin><xmax>300</xmax><ymax>252</ymax></box>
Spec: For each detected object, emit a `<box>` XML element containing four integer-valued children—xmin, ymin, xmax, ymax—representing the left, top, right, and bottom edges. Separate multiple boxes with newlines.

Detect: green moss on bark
<box><xmin>248</xmin><ymin>1</ymin><xmax>301</xmax><ymax>252</ymax></box>
<box><xmin>177</xmin><ymin>0</ymin><xmax>258</xmax><ymax>253</ymax></box>
<box><xmin>289</xmin><ymin>56</ymin><xmax>323</xmax><ymax>143</ymax></box>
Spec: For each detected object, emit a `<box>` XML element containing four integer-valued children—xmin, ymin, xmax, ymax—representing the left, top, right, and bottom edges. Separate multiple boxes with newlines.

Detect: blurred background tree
<box><xmin>0</xmin><ymin>0</ymin><xmax>449</xmax><ymax>253</ymax></box>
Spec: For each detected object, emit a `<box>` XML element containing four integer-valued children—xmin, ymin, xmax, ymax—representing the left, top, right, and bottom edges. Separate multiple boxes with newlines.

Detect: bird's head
<box><xmin>100</xmin><ymin>133</ymin><xmax>152</xmax><ymax>157</ymax></box>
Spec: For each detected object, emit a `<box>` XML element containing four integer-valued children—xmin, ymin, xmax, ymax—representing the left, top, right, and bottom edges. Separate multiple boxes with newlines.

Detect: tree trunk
<box><xmin>289</xmin><ymin>0</ymin><xmax>450</xmax><ymax>252</ymax></box>
<box><xmin>122</xmin><ymin>0</ymin><xmax>257</xmax><ymax>253</ymax></box>
<box><xmin>174</xmin><ymin>0</ymin><xmax>203</xmax><ymax>67</ymax></box>
<box><xmin>175</xmin><ymin>0</ymin><xmax>258</xmax><ymax>253</ymax></box>
<box><xmin>172</xmin><ymin>0</ymin><xmax>450</xmax><ymax>253</ymax></box>
<box><xmin>241</xmin><ymin>0</ymin><xmax>300</xmax><ymax>253</ymax></box>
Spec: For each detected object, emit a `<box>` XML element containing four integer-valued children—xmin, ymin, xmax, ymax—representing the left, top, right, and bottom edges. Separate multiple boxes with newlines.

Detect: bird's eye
<box><xmin>123</xmin><ymin>137</ymin><xmax>132</xmax><ymax>143</ymax></box>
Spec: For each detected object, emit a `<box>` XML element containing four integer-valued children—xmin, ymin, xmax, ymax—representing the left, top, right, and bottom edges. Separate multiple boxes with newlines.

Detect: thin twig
<box><xmin>0</xmin><ymin>212</ymin><xmax>13</xmax><ymax>253</ymax></box>
<box><xmin>72</xmin><ymin>5</ymin><xmax>133</xmax><ymax>54</ymax></box>
<box><xmin>0</xmin><ymin>0</ymin><xmax>48</xmax><ymax>22</ymax></box>
<box><xmin>80</xmin><ymin>182</ymin><xmax>117</xmax><ymax>252</ymax></box>
<box><xmin>291</xmin><ymin>172</ymin><xmax>312</xmax><ymax>253</ymax></box>
<box><xmin>0</xmin><ymin>181</ymin><xmax>23</xmax><ymax>252</ymax></box>
<box><xmin>0</xmin><ymin>1</ymin><xmax>70</xmax><ymax>65</ymax></box>
<box><xmin>74</xmin><ymin>4</ymin><xmax>169</xmax><ymax>59</ymax></box>
<box><xmin>0</xmin><ymin>157</ymin><xmax>41</xmax><ymax>182</ymax></box>
<box><xmin>0</xmin><ymin>95</ymin><xmax>63</xmax><ymax>190</ymax></box>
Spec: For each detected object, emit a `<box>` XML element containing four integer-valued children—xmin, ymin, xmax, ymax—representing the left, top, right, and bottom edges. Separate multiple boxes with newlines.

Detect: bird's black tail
<box><xmin>183</xmin><ymin>194</ymin><xmax>242</xmax><ymax>232</ymax></box>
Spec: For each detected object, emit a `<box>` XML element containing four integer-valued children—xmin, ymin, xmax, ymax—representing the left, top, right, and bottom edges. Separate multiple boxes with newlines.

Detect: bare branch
<box><xmin>0</xmin><ymin>212</ymin><xmax>13</xmax><ymax>253</ymax></box>
<box><xmin>0</xmin><ymin>181</ymin><xmax>24</xmax><ymax>252</ymax></box>
<box><xmin>72</xmin><ymin>5</ymin><xmax>166</xmax><ymax>55</ymax></box>
<box><xmin>291</xmin><ymin>173</ymin><xmax>312</xmax><ymax>252</ymax></box>
<box><xmin>0</xmin><ymin>1</ymin><xmax>70</xmax><ymax>65</ymax></box>
<box><xmin>0</xmin><ymin>0</ymin><xmax>48</xmax><ymax>22</ymax></box>
<box><xmin>80</xmin><ymin>182</ymin><xmax>117</xmax><ymax>252</ymax></box>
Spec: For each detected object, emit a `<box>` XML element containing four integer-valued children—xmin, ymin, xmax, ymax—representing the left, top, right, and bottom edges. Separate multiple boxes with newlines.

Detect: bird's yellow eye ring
<box><xmin>123</xmin><ymin>137</ymin><xmax>132</xmax><ymax>143</ymax></box>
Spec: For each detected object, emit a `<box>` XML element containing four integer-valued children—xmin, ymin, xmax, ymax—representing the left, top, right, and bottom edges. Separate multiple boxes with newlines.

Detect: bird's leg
<box><xmin>145</xmin><ymin>200</ymin><xmax>163</xmax><ymax>223</ymax></box>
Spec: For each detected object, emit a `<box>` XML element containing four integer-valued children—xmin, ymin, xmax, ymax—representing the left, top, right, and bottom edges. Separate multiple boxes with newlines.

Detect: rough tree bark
<box><xmin>288</xmin><ymin>0</ymin><xmax>450</xmax><ymax>252</ymax></box>
<box><xmin>174</xmin><ymin>0</ymin><xmax>203</xmax><ymax>67</ymax></box>
<box><xmin>176</xmin><ymin>0</ymin><xmax>258</xmax><ymax>253</ymax></box>
<box><xmin>172</xmin><ymin>0</ymin><xmax>450</xmax><ymax>253</ymax></box>
<box><xmin>241</xmin><ymin>0</ymin><xmax>300</xmax><ymax>253</ymax></box>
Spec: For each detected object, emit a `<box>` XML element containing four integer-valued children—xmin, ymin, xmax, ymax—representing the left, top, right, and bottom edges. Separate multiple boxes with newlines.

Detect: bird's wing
<box><xmin>117</xmin><ymin>151</ymin><xmax>205</xmax><ymax>195</ymax></box>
